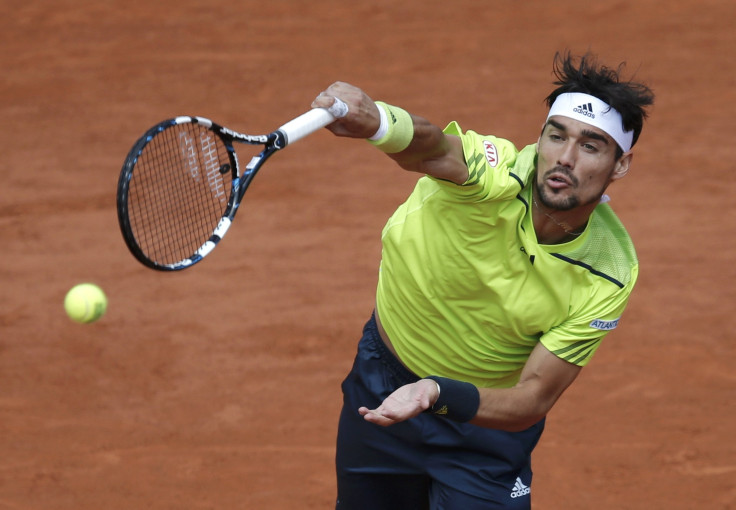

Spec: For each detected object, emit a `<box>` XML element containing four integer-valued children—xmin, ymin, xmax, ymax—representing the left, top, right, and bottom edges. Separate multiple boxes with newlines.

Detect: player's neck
<box><xmin>532</xmin><ymin>192</ymin><xmax>590</xmax><ymax>244</ymax></box>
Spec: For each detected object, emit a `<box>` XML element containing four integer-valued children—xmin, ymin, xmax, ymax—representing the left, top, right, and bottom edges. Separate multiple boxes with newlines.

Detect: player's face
<box><xmin>536</xmin><ymin>116</ymin><xmax>632</xmax><ymax>211</ymax></box>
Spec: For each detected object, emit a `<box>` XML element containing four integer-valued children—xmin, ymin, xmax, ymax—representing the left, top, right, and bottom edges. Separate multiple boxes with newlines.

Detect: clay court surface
<box><xmin>1</xmin><ymin>1</ymin><xmax>734</xmax><ymax>508</ymax></box>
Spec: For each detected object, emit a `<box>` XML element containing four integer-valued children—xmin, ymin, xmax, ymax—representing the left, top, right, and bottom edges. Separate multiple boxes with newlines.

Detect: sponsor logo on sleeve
<box><xmin>483</xmin><ymin>140</ymin><xmax>498</xmax><ymax>167</ymax></box>
<box><xmin>590</xmin><ymin>318</ymin><xmax>620</xmax><ymax>331</ymax></box>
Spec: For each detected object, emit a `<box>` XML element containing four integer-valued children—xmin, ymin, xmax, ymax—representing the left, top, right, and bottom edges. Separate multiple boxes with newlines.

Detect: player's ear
<box><xmin>611</xmin><ymin>152</ymin><xmax>633</xmax><ymax>181</ymax></box>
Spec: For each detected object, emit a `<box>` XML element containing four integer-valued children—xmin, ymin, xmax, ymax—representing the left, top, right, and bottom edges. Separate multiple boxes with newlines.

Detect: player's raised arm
<box><xmin>312</xmin><ymin>82</ymin><xmax>468</xmax><ymax>184</ymax></box>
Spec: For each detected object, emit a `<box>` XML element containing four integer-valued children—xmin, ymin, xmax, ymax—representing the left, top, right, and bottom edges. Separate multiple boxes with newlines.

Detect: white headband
<box><xmin>547</xmin><ymin>92</ymin><xmax>633</xmax><ymax>152</ymax></box>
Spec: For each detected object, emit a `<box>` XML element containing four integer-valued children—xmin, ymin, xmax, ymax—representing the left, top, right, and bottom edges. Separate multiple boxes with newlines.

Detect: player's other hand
<box><xmin>358</xmin><ymin>379</ymin><xmax>439</xmax><ymax>426</ymax></box>
<box><xmin>312</xmin><ymin>81</ymin><xmax>382</xmax><ymax>139</ymax></box>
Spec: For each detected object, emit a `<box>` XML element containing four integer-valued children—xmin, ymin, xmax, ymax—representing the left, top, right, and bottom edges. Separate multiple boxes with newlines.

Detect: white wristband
<box><xmin>369</xmin><ymin>102</ymin><xmax>389</xmax><ymax>141</ymax></box>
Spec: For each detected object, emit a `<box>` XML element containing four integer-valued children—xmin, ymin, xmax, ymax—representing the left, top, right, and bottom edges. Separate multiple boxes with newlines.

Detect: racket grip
<box><xmin>278</xmin><ymin>98</ymin><xmax>348</xmax><ymax>146</ymax></box>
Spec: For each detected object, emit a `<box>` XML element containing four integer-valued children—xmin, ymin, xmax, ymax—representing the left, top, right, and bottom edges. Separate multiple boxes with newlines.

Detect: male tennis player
<box><xmin>312</xmin><ymin>51</ymin><xmax>654</xmax><ymax>509</ymax></box>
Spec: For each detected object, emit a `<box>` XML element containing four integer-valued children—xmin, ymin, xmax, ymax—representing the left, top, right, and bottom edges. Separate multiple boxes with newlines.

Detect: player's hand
<box><xmin>311</xmin><ymin>81</ymin><xmax>382</xmax><ymax>139</ymax></box>
<box><xmin>358</xmin><ymin>379</ymin><xmax>439</xmax><ymax>426</ymax></box>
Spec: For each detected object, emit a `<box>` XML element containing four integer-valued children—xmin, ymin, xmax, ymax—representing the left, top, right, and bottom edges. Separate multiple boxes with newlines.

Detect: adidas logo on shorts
<box><xmin>510</xmin><ymin>477</ymin><xmax>531</xmax><ymax>498</ymax></box>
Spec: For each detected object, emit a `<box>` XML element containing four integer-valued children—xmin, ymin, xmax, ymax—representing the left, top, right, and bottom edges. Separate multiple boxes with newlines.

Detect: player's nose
<box><xmin>556</xmin><ymin>141</ymin><xmax>576</xmax><ymax>168</ymax></box>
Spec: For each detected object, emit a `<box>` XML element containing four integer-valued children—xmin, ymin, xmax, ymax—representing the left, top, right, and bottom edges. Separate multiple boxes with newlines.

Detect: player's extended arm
<box><xmin>312</xmin><ymin>82</ymin><xmax>468</xmax><ymax>184</ymax></box>
<box><xmin>359</xmin><ymin>342</ymin><xmax>582</xmax><ymax>432</ymax></box>
<box><xmin>470</xmin><ymin>341</ymin><xmax>582</xmax><ymax>431</ymax></box>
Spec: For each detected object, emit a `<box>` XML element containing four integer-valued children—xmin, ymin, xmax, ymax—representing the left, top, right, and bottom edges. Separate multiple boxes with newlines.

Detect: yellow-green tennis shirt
<box><xmin>375</xmin><ymin>121</ymin><xmax>638</xmax><ymax>388</ymax></box>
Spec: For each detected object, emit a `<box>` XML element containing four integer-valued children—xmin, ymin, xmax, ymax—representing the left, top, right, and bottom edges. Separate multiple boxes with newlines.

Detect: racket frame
<box><xmin>117</xmin><ymin>107</ymin><xmax>339</xmax><ymax>271</ymax></box>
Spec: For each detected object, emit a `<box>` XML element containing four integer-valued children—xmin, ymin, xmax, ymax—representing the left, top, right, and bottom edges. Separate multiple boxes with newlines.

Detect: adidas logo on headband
<box><xmin>547</xmin><ymin>92</ymin><xmax>633</xmax><ymax>152</ymax></box>
<box><xmin>573</xmin><ymin>103</ymin><xmax>595</xmax><ymax>118</ymax></box>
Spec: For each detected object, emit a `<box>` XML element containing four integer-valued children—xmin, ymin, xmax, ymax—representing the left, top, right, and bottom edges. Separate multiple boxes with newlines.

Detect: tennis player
<box><xmin>312</xmin><ymin>51</ymin><xmax>654</xmax><ymax>509</ymax></box>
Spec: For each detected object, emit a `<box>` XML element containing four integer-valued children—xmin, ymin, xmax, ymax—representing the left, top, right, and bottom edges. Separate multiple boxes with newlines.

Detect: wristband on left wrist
<box><xmin>424</xmin><ymin>376</ymin><xmax>480</xmax><ymax>423</ymax></box>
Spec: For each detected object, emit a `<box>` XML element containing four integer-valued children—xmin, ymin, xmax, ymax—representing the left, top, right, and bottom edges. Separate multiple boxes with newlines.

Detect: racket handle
<box><xmin>277</xmin><ymin>98</ymin><xmax>348</xmax><ymax>146</ymax></box>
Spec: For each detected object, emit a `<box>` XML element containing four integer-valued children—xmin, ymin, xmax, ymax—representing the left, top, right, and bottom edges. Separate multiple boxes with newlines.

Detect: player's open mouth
<box><xmin>546</xmin><ymin>174</ymin><xmax>572</xmax><ymax>189</ymax></box>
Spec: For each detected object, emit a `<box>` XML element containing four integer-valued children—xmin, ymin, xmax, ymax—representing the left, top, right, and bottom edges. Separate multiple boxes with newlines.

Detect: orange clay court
<box><xmin>1</xmin><ymin>1</ymin><xmax>734</xmax><ymax>508</ymax></box>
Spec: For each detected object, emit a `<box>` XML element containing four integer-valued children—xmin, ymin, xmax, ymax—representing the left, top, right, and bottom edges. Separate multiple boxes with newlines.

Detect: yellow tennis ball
<box><xmin>64</xmin><ymin>283</ymin><xmax>108</xmax><ymax>323</ymax></box>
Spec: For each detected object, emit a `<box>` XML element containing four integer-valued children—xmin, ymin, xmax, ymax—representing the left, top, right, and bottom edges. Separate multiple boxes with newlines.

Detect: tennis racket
<box><xmin>116</xmin><ymin>99</ymin><xmax>348</xmax><ymax>271</ymax></box>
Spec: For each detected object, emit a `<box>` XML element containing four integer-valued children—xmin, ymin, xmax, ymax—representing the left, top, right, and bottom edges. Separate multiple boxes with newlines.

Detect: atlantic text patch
<box><xmin>590</xmin><ymin>318</ymin><xmax>620</xmax><ymax>331</ymax></box>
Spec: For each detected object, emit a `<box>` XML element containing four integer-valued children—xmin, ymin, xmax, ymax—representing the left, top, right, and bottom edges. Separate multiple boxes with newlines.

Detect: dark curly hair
<box><xmin>545</xmin><ymin>51</ymin><xmax>655</xmax><ymax>152</ymax></box>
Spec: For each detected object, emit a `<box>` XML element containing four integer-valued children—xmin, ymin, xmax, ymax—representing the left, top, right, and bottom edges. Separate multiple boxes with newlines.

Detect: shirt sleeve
<box><xmin>435</xmin><ymin>121</ymin><xmax>534</xmax><ymax>201</ymax></box>
<box><xmin>540</xmin><ymin>263</ymin><xmax>639</xmax><ymax>366</ymax></box>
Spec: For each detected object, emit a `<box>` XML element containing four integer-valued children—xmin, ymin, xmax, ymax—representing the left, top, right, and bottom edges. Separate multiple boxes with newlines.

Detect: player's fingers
<box><xmin>358</xmin><ymin>407</ymin><xmax>396</xmax><ymax>427</ymax></box>
<box><xmin>312</xmin><ymin>86</ymin><xmax>380</xmax><ymax>138</ymax></box>
<box><xmin>327</xmin><ymin>97</ymin><xmax>349</xmax><ymax>118</ymax></box>
<box><xmin>360</xmin><ymin>399</ymin><xmax>416</xmax><ymax>422</ymax></box>
<box><xmin>311</xmin><ymin>91</ymin><xmax>335</xmax><ymax>109</ymax></box>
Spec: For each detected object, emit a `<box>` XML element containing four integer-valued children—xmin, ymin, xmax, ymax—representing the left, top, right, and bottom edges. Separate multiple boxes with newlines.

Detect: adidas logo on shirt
<box><xmin>510</xmin><ymin>477</ymin><xmax>531</xmax><ymax>498</ymax></box>
<box><xmin>573</xmin><ymin>102</ymin><xmax>595</xmax><ymax>118</ymax></box>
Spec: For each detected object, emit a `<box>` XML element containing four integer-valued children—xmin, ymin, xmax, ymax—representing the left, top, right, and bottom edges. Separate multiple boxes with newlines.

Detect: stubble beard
<box><xmin>535</xmin><ymin>166</ymin><xmax>609</xmax><ymax>211</ymax></box>
<box><xmin>536</xmin><ymin>166</ymin><xmax>581</xmax><ymax>211</ymax></box>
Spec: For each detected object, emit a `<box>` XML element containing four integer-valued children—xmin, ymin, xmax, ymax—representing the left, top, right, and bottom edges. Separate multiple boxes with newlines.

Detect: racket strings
<box><xmin>127</xmin><ymin>122</ymin><xmax>232</xmax><ymax>265</ymax></box>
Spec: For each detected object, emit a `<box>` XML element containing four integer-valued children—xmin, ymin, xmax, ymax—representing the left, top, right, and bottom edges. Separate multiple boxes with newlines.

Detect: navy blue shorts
<box><xmin>335</xmin><ymin>314</ymin><xmax>545</xmax><ymax>510</ymax></box>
